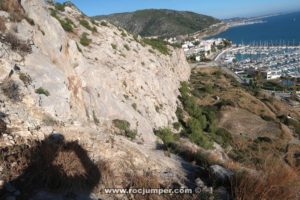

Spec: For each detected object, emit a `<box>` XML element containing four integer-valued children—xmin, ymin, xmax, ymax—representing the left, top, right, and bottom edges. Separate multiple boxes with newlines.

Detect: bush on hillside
<box><xmin>142</xmin><ymin>38</ymin><xmax>170</xmax><ymax>55</ymax></box>
<box><xmin>19</xmin><ymin>73</ymin><xmax>32</xmax><ymax>87</ymax></box>
<box><xmin>35</xmin><ymin>87</ymin><xmax>50</xmax><ymax>96</ymax></box>
<box><xmin>112</xmin><ymin>119</ymin><xmax>137</xmax><ymax>140</ymax></box>
<box><xmin>212</xmin><ymin>128</ymin><xmax>232</xmax><ymax>148</ymax></box>
<box><xmin>154</xmin><ymin>128</ymin><xmax>178</xmax><ymax>148</ymax></box>
<box><xmin>54</xmin><ymin>2</ymin><xmax>65</xmax><ymax>11</ymax></box>
<box><xmin>124</xmin><ymin>44</ymin><xmax>130</xmax><ymax>51</ymax></box>
<box><xmin>1</xmin><ymin>80</ymin><xmax>23</xmax><ymax>101</ymax></box>
<box><xmin>100</xmin><ymin>21</ymin><xmax>108</xmax><ymax>26</ymax></box>
<box><xmin>186</xmin><ymin>118</ymin><xmax>213</xmax><ymax>149</ymax></box>
<box><xmin>3</xmin><ymin>33</ymin><xmax>32</xmax><ymax>53</ymax></box>
<box><xmin>80</xmin><ymin>33</ymin><xmax>92</xmax><ymax>46</ymax></box>
<box><xmin>80</xmin><ymin>19</ymin><xmax>94</xmax><ymax>31</ymax></box>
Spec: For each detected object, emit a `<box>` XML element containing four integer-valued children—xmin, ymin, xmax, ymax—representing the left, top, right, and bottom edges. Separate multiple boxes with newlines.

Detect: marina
<box><xmin>218</xmin><ymin>45</ymin><xmax>300</xmax><ymax>81</ymax></box>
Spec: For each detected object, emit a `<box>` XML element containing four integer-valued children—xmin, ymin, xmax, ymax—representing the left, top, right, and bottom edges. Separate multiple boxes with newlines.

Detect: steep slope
<box><xmin>95</xmin><ymin>9</ymin><xmax>221</xmax><ymax>37</ymax></box>
<box><xmin>0</xmin><ymin>1</ymin><xmax>196</xmax><ymax>199</ymax></box>
<box><xmin>1</xmin><ymin>1</ymin><xmax>190</xmax><ymax>144</ymax></box>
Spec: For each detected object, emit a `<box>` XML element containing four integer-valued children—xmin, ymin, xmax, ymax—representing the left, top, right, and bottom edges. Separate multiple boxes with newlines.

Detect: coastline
<box><xmin>192</xmin><ymin>23</ymin><xmax>230</xmax><ymax>40</ymax></box>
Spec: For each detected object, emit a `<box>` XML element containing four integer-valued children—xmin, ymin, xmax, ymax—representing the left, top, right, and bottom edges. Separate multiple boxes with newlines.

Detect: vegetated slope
<box><xmin>94</xmin><ymin>9</ymin><xmax>221</xmax><ymax>37</ymax></box>
<box><xmin>174</xmin><ymin>67</ymin><xmax>300</xmax><ymax>199</ymax></box>
<box><xmin>153</xmin><ymin>66</ymin><xmax>300</xmax><ymax>200</ymax></box>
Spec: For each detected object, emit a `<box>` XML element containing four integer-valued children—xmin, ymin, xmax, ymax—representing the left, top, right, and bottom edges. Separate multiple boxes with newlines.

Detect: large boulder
<box><xmin>209</xmin><ymin>165</ymin><xmax>233</xmax><ymax>186</ymax></box>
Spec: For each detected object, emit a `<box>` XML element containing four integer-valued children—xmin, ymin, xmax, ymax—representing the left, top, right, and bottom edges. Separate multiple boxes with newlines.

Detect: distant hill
<box><xmin>94</xmin><ymin>9</ymin><xmax>221</xmax><ymax>37</ymax></box>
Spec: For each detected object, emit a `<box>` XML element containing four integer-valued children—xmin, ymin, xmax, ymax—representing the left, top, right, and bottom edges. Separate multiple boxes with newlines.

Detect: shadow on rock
<box><xmin>0</xmin><ymin>134</ymin><xmax>101</xmax><ymax>200</ymax></box>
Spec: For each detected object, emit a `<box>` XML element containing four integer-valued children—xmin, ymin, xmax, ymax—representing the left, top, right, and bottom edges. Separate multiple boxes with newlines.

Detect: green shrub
<box><xmin>125</xmin><ymin>129</ymin><xmax>137</xmax><ymax>140</ymax></box>
<box><xmin>132</xmin><ymin>103</ymin><xmax>137</xmax><ymax>110</ymax></box>
<box><xmin>173</xmin><ymin>122</ymin><xmax>181</xmax><ymax>130</ymax></box>
<box><xmin>179</xmin><ymin>83</ymin><xmax>204</xmax><ymax>121</ymax></box>
<box><xmin>112</xmin><ymin>119</ymin><xmax>137</xmax><ymax>140</ymax></box>
<box><xmin>186</xmin><ymin>118</ymin><xmax>213</xmax><ymax>149</ymax></box>
<box><xmin>124</xmin><ymin>44</ymin><xmax>130</xmax><ymax>51</ymax></box>
<box><xmin>111</xmin><ymin>43</ymin><xmax>117</xmax><ymax>50</ymax></box>
<box><xmin>176</xmin><ymin>107</ymin><xmax>184</xmax><ymax>122</ymax></box>
<box><xmin>100</xmin><ymin>21</ymin><xmax>108</xmax><ymax>26</ymax></box>
<box><xmin>154</xmin><ymin>128</ymin><xmax>178</xmax><ymax>147</ymax></box>
<box><xmin>50</xmin><ymin>8</ymin><xmax>58</xmax><ymax>18</ymax></box>
<box><xmin>19</xmin><ymin>73</ymin><xmax>32</xmax><ymax>86</ymax></box>
<box><xmin>92</xmin><ymin>26</ymin><xmax>97</xmax><ymax>32</ymax></box>
<box><xmin>80</xmin><ymin>19</ymin><xmax>94</xmax><ymax>31</ymax></box>
<box><xmin>143</xmin><ymin>38</ymin><xmax>170</xmax><ymax>55</ymax></box>
<box><xmin>113</xmin><ymin>119</ymin><xmax>130</xmax><ymax>131</ymax></box>
<box><xmin>35</xmin><ymin>87</ymin><xmax>50</xmax><ymax>96</ymax></box>
<box><xmin>80</xmin><ymin>33</ymin><xmax>92</xmax><ymax>46</ymax></box>
<box><xmin>121</xmin><ymin>31</ymin><xmax>127</xmax><ymax>37</ymax></box>
<box><xmin>55</xmin><ymin>3</ymin><xmax>65</xmax><ymax>11</ymax></box>
<box><xmin>212</xmin><ymin>128</ymin><xmax>232</xmax><ymax>148</ymax></box>
<box><xmin>60</xmin><ymin>18</ymin><xmax>73</xmax><ymax>32</ymax></box>
<box><xmin>91</xmin><ymin>19</ymin><xmax>99</xmax><ymax>26</ymax></box>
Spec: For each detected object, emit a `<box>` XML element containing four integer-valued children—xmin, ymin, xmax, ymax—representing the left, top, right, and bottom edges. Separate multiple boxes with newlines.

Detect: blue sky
<box><xmin>57</xmin><ymin>0</ymin><xmax>300</xmax><ymax>19</ymax></box>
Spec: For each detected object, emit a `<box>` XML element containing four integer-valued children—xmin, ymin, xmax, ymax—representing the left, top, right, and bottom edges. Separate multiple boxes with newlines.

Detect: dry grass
<box><xmin>0</xmin><ymin>0</ymin><xmax>25</xmax><ymax>22</ymax></box>
<box><xmin>1</xmin><ymin>79</ymin><xmax>23</xmax><ymax>102</ymax></box>
<box><xmin>0</xmin><ymin>136</ymin><xmax>102</xmax><ymax>199</ymax></box>
<box><xmin>3</xmin><ymin>33</ymin><xmax>32</xmax><ymax>53</ymax></box>
<box><xmin>124</xmin><ymin>172</ymin><xmax>162</xmax><ymax>200</ymax></box>
<box><xmin>96</xmin><ymin>160</ymin><xmax>116</xmax><ymax>188</ymax></box>
<box><xmin>231</xmin><ymin>159</ymin><xmax>300</xmax><ymax>200</ymax></box>
<box><xmin>0</xmin><ymin>16</ymin><xmax>6</xmax><ymax>32</ymax></box>
<box><xmin>123</xmin><ymin>172</ymin><xmax>200</xmax><ymax>200</ymax></box>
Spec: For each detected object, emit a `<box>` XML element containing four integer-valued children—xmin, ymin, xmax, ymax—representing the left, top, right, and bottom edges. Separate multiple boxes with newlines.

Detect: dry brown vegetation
<box><xmin>0</xmin><ymin>0</ymin><xmax>25</xmax><ymax>22</ymax></box>
<box><xmin>189</xmin><ymin>67</ymin><xmax>300</xmax><ymax>169</ymax></box>
<box><xmin>0</xmin><ymin>137</ymin><xmax>202</xmax><ymax>200</ymax></box>
<box><xmin>232</xmin><ymin>159</ymin><xmax>300</xmax><ymax>200</ymax></box>
<box><xmin>188</xmin><ymin>67</ymin><xmax>300</xmax><ymax>199</ymax></box>
<box><xmin>1</xmin><ymin>79</ymin><xmax>23</xmax><ymax>102</ymax></box>
<box><xmin>3</xmin><ymin>33</ymin><xmax>32</xmax><ymax>53</ymax></box>
<box><xmin>0</xmin><ymin>136</ymin><xmax>101</xmax><ymax>199</ymax></box>
<box><xmin>0</xmin><ymin>16</ymin><xmax>6</xmax><ymax>32</ymax></box>
<box><xmin>122</xmin><ymin>172</ymin><xmax>201</xmax><ymax>200</ymax></box>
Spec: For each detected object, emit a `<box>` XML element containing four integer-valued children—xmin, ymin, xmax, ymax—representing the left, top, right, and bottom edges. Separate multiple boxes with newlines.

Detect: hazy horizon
<box><xmin>57</xmin><ymin>0</ymin><xmax>300</xmax><ymax>19</ymax></box>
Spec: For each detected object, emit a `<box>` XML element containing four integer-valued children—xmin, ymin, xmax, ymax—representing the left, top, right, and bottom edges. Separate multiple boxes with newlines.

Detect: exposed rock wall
<box><xmin>0</xmin><ymin>0</ymin><xmax>190</xmax><ymax>145</ymax></box>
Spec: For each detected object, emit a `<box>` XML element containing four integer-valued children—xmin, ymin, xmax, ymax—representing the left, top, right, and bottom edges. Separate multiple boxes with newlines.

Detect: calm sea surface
<box><xmin>211</xmin><ymin>12</ymin><xmax>300</xmax><ymax>45</ymax></box>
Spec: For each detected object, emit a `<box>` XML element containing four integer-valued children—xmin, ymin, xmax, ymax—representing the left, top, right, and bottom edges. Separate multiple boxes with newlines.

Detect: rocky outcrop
<box><xmin>0</xmin><ymin>0</ymin><xmax>190</xmax><ymax>145</ymax></box>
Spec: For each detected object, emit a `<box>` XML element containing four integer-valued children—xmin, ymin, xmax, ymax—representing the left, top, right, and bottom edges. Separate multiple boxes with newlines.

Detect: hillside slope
<box><xmin>95</xmin><ymin>9</ymin><xmax>221</xmax><ymax>37</ymax></box>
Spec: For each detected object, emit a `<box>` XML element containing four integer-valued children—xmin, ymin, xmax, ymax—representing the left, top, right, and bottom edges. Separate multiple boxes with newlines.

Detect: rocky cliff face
<box><xmin>0</xmin><ymin>0</ymin><xmax>190</xmax><ymax>144</ymax></box>
<box><xmin>0</xmin><ymin>1</ymin><xmax>194</xmax><ymax>199</ymax></box>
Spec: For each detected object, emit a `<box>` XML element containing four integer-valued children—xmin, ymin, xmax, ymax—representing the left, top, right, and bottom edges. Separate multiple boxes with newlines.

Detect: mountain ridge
<box><xmin>94</xmin><ymin>9</ymin><xmax>221</xmax><ymax>37</ymax></box>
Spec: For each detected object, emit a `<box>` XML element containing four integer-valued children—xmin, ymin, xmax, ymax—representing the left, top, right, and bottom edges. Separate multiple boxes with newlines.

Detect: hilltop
<box><xmin>94</xmin><ymin>9</ymin><xmax>221</xmax><ymax>37</ymax></box>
